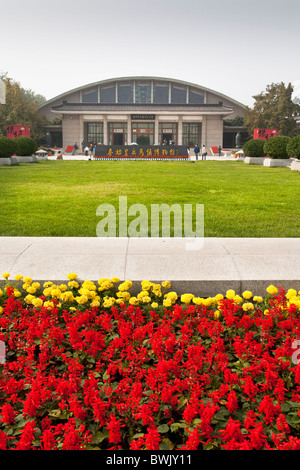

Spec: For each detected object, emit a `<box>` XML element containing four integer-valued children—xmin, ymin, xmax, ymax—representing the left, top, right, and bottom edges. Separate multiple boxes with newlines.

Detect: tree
<box><xmin>244</xmin><ymin>82</ymin><xmax>300</xmax><ymax>138</ymax></box>
<box><xmin>0</xmin><ymin>74</ymin><xmax>48</xmax><ymax>143</ymax></box>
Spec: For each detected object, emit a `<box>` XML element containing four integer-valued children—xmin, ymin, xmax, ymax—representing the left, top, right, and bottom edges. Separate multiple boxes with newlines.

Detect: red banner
<box><xmin>6</xmin><ymin>125</ymin><xmax>31</xmax><ymax>139</ymax></box>
<box><xmin>253</xmin><ymin>128</ymin><xmax>277</xmax><ymax>140</ymax></box>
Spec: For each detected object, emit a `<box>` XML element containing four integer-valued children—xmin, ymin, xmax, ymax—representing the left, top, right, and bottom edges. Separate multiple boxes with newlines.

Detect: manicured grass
<box><xmin>0</xmin><ymin>159</ymin><xmax>300</xmax><ymax>237</ymax></box>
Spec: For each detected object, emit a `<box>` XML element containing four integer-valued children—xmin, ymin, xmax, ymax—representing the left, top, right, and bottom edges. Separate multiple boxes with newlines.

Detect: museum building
<box><xmin>38</xmin><ymin>76</ymin><xmax>246</xmax><ymax>150</ymax></box>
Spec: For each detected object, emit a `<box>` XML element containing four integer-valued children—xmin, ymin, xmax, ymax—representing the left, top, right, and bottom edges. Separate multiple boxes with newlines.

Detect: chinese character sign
<box><xmin>253</xmin><ymin>129</ymin><xmax>277</xmax><ymax>140</ymax></box>
<box><xmin>6</xmin><ymin>125</ymin><xmax>31</xmax><ymax>139</ymax></box>
<box><xmin>95</xmin><ymin>145</ymin><xmax>188</xmax><ymax>158</ymax></box>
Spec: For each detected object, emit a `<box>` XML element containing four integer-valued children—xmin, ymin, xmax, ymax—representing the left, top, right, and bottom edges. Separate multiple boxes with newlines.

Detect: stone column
<box><xmin>155</xmin><ymin>115</ymin><xmax>159</xmax><ymax>145</ymax></box>
<box><xmin>201</xmin><ymin>116</ymin><xmax>207</xmax><ymax>147</ymax></box>
<box><xmin>103</xmin><ymin>116</ymin><xmax>108</xmax><ymax>145</ymax></box>
<box><xmin>127</xmin><ymin>115</ymin><xmax>131</xmax><ymax>145</ymax></box>
<box><xmin>178</xmin><ymin>116</ymin><xmax>183</xmax><ymax>145</ymax></box>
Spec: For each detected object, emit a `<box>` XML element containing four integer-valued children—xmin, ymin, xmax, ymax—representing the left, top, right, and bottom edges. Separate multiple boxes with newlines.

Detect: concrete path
<box><xmin>1</xmin><ymin>237</ymin><xmax>299</xmax><ymax>296</ymax></box>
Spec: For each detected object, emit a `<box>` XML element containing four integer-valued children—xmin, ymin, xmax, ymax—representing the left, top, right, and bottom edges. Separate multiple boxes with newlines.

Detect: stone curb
<box><xmin>1</xmin><ymin>237</ymin><xmax>300</xmax><ymax>297</ymax></box>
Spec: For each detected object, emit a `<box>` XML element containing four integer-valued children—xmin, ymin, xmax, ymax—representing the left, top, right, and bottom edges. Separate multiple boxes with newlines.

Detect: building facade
<box><xmin>39</xmin><ymin>77</ymin><xmax>246</xmax><ymax>150</ymax></box>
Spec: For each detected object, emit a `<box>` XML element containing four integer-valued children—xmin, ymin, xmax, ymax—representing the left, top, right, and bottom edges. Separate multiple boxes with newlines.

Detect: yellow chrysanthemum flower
<box><xmin>32</xmin><ymin>298</ymin><xmax>43</xmax><ymax>308</ymax></box>
<box><xmin>0</xmin><ymin>306</ymin><xmax>3</xmax><ymax>314</ymax></box>
<box><xmin>111</xmin><ymin>277</ymin><xmax>120</xmax><ymax>283</ymax></box>
<box><xmin>26</xmin><ymin>286</ymin><xmax>37</xmax><ymax>295</ymax></box>
<box><xmin>151</xmin><ymin>302</ymin><xmax>158</xmax><ymax>308</ymax></box>
<box><xmin>214</xmin><ymin>310</ymin><xmax>221</xmax><ymax>319</ymax></box>
<box><xmin>68</xmin><ymin>281</ymin><xmax>79</xmax><ymax>289</ymax></box>
<box><xmin>226</xmin><ymin>289</ymin><xmax>236</xmax><ymax>300</ymax></box>
<box><xmin>0</xmin><ymin>289</ymin><xmax>4</xmax><ymax>298</ymax></box>
<box><xmin>43</xmin><ymin>281</ymin><xmax>53</xmax><ymax>288</ymax></box>
<box><xmin>2</xmin><ymin>273</ymin><xmax>10</xmax><ymax>279</ymax></box>
<box><xmin>242</xmin><ymin>291</ymin><xmax>253</xmax><ymax>300</ymax></box>
<box><xmin>14</xmin><ymin>274</ymin><xmax>23</xmax><ymax>281</ymax></box>
<box><xmin>192</xmin><ymin>297</ymin><xmax>204</xmax><ymax>305</ymax></box>
<box><xmin>233</xmin><ymin>295</ymin><xmax>243</xmax><ymax>304</ymax></box>
<box><xmin>23</xmin><ymin>277</ymin><xmax>32</xmax><ymax>285</ymax></box>
<box><xmin>75</xmin><ymin>295</ymin><xmax>88</xmax><ymax>305</ymax></box>
<box><xmin>61</xmin><ymin>291</ymin><xmax>75</xmax><ymax>303</ymax></box>
<box><xmin>67</xmin><ymin>273</ymin><xmax>78</xmax><ymax>280</ymax></box>
<box><xmin>24</xmin><ymin>294</ymin><xmax>35</xmax><ymax>304</ymax></box>
<box><xmin>286</xmin><ymin>289</ymin><xmax>298</xmax><ymax>300</ymax></box>
<box><xmin>163</xmin><ymin>298</ymin><xmax>173</xmax><ymax>307</ymax></box>
<box><xmin>129</xmin><ymin>297</ymin><xmax>139</xmax><ymax>306</ymax></box>
<box><xmin>266</xmin><ymin>285</ymin><xmax>278</xmax><ymax>295</ymax></box>
<box><xmin>253</xmin><ymin>296</ymin><xmax>263</xmax><ymax>303</ymax></box>
<box><xmin>162</xmin><ymin>281</ymin><xmax>171</xmax><ymax>289</ymax></box>
<box><xmin>242</xmin><ymin>302</ymin><xmax>254</xmax><ymax>312</ymax></box>
<box><xmin>181</xmin><ymin>293</ymin><xmax>194</xmax><ymax>304</ymax></box>
<box><xmin>44</xmin><ymin>301</ymin><xmax>54</xmax><ymax>310</ymax></box>
<box><xmin>141</xmin><ymin>280</ymin><xmax>153</xmax><ymax>291</ymax></box>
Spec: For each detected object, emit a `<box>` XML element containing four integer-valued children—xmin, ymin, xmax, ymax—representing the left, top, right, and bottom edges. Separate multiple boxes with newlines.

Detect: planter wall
<box><xmin>14</xmin><ymin>156</ymin><xmax>38</xmax><ymax>163</ymax></box>
<box><xmin>291</xmin><ymin>160</ymin><xmax>300</xmax><ymax>171</ymax></box>
<box><xmin>0</xmin><ymin>157</ymin><xmax>18</xmax><ymax>166</ymax></box>
<box><xmin>263</xmin><ymin>158</ymin><xmax>293</xmax><ymax>167</ymax></box>
<box><xmin>244</xmin><ymin>157</ymin><xmax>265</xmax><ymax>165</ymax></box>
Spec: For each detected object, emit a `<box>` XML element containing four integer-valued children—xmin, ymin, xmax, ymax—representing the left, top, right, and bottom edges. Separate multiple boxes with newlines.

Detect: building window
<box><xmin>100</xmin><ymin>86</ymin><xmax>116</xmax><ymax>103</ymax></box>
<box><xmin>153</xmin><ymin>85</ymin><xmax>169</xmax><ymax>104</ymax></box>
<box><xmin>159</xmin><ymin>122</ymin><xmax>177</xmax><ymax>144</ymax></box>
<box><xmin>118</xmin><ymin>85</ymin><xmax>133</xmax><ymax>103</ymax></box>
<box><xmin>135</xmin><ymin>84</ymin><xmax>151</xmax><ymax>103</ymax></box>
<box><xmin>189</xmin><ymin>90</ymin><xmax>204</xmax><ymax>104</ymax></box>
<box><xmin>131</xmin><ymin>122</ymin><xmax>154</xmax><ymax>144</ymax></box>
<box><xmin>82</xmin><ymin>89</ymin><xmax>98</xmax><ymax>102</ymax></box>
<box><xmin>86</xmin><ymin>122</ymin><xmax>103</xmax><ymax>144</ymax></box>
<box><xmin>182</xmin><ymin>123</ymin><xmax>201</xmax><ymax>147</ymax></box>
<box><xmin>171</xmin><ymin>87</ymin><xmax>186</xmax><ymax>104</ymax></box>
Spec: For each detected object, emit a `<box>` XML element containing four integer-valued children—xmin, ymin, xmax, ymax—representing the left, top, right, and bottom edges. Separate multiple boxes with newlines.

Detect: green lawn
<box><xmin>0</xmin><ymin>159</ymin><xmax>300</xmax><ymax>237</ymax></box>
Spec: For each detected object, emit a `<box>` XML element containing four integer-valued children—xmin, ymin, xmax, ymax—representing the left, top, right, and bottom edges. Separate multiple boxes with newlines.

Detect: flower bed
<box><xmin>1</xmin><ymin>273</ymin><xmax>300</xmax><ymax>450</ymax></box>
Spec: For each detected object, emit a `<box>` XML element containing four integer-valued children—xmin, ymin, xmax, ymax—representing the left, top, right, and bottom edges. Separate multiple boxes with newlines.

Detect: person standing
<box><xmin>202</xmin><ymin>144</ymin><xmax>207</xmax><ymax>160</ymax></box>
<box><xmin>72</xmin><ymin>142</ymin><xmax>79</xmax><ymax>155</ymax></box>
<box><xmin>194</xmin><ymin>144</ymin><xmax>200</xmax><ymax>161</ymax></box>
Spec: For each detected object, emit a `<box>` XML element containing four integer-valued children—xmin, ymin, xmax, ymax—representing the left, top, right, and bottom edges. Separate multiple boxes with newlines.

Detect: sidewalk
<box><xmin>1</xmin><ymin>237</ymin><xmax>299</xmax><ymax>296</ymax></box>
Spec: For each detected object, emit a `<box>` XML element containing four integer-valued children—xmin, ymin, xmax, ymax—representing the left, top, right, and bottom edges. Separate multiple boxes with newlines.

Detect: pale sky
<box><xmin>1</xmin><ymin>0</ymin><xmax>299</xmax><ymax>107</ymax></box>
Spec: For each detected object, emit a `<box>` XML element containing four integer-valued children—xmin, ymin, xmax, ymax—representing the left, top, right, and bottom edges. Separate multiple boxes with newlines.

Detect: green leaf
<box><xmin>158</xmin><ymin>424</ymin><xmax>169</xmax><ymax>433</ymax></box>
<box><xmin>170</xmin><ymin>422</ymin><xmax>182</xmax><ymax>432</ymax></box>
<box><xmin>160</xmin><ymin>438</ymin><xmax>174</xmax><ymax>450</ymax></box>
<box><xmin>92</xmin><ymin>429</ymin><xmax>109</xmax><ymax>444</ymax></box>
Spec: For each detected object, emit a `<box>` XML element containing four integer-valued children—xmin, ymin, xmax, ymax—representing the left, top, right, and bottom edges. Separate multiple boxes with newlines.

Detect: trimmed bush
<box><xmin>14</xmin><ymin>136</ymin><xmax>38</xmax><ymax>156</ymax></box>
<box><xmin>286</xmin><ymin>134</ymin><xmax>300</xmax><ymax>159</ymax></box>
<box><xmin>263</xmin><ymin>136</ymin><xmax>291</xmax><ymax>159</ymax></box>
<box><xmin>243</xmin><ymin>139</ymin><xmax>265</xmax><ymax>157</ymax></box>
<box><xmin>0</xmin><ymin>136</ymin><xmax>17</xmax><ymax>158</ymax></box>
<box><xmin>136</xmin><ymin>135</ymin><xmax>150</xmax><ymax>146</ymax></box>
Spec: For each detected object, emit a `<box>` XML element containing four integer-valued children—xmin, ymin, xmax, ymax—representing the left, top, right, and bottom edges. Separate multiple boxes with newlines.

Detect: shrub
<box><xmin>263</xmin><ymin>136</ymin><xmax>291</xmax><ymax>159</ymax></box>
<box><xmin>243</xmin><ymin>139</ymin><xmax>265</xmax><ymax>157</ymax></box>
<box><xmin>136</xmin><ymin>135</ymin><xmax>150</xmax><ymax>146</ymax></box>
<box><xmin>14</xmin><ymin>136</ymin><xmax>38</xmax><ymax>156</ymax></box>
<box><xmin>286</xmin><ymin>134</ymin><xmax>300</xmax><ymax>159</ymax></box>
<box><xmin>0</xmin><ymin>136</ymin><xmax>17</xmax><ymax>158</ymax></box>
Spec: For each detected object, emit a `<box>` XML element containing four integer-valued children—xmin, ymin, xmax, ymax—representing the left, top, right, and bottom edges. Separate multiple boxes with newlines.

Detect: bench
<box><xmin>210</xmin><ymin>146</ymin><xmax>231</xmax><ymax>157</ymax></box>
<box><xmin>65</xmin><ymin>145</ymin><xmax>74</xmax><ymax>154</ymax></box>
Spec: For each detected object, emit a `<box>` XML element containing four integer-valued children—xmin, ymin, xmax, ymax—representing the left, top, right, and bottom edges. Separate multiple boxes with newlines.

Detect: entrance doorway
<box><xmin>113</xmin><ymin>133</ymin><xmax>124</xmax><ymax>145</ymax></box>
<box><xmin>162</xmin><ymin>133</ymin><xmax>173</xmax><ymax>144</ymax></box>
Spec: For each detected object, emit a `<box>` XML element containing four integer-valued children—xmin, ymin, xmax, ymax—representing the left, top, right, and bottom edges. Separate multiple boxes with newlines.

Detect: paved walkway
<box><xmin>1</xmin><ymin>237</ymin><xmax>299</xmax><ymax>296</ymax></box>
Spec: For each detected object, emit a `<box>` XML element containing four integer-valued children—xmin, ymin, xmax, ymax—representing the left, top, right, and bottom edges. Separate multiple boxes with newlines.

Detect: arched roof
<box><xmin>39</xmin><ymin>76</ymin><xmax>246</xmax><ymax>110</ymax></box>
